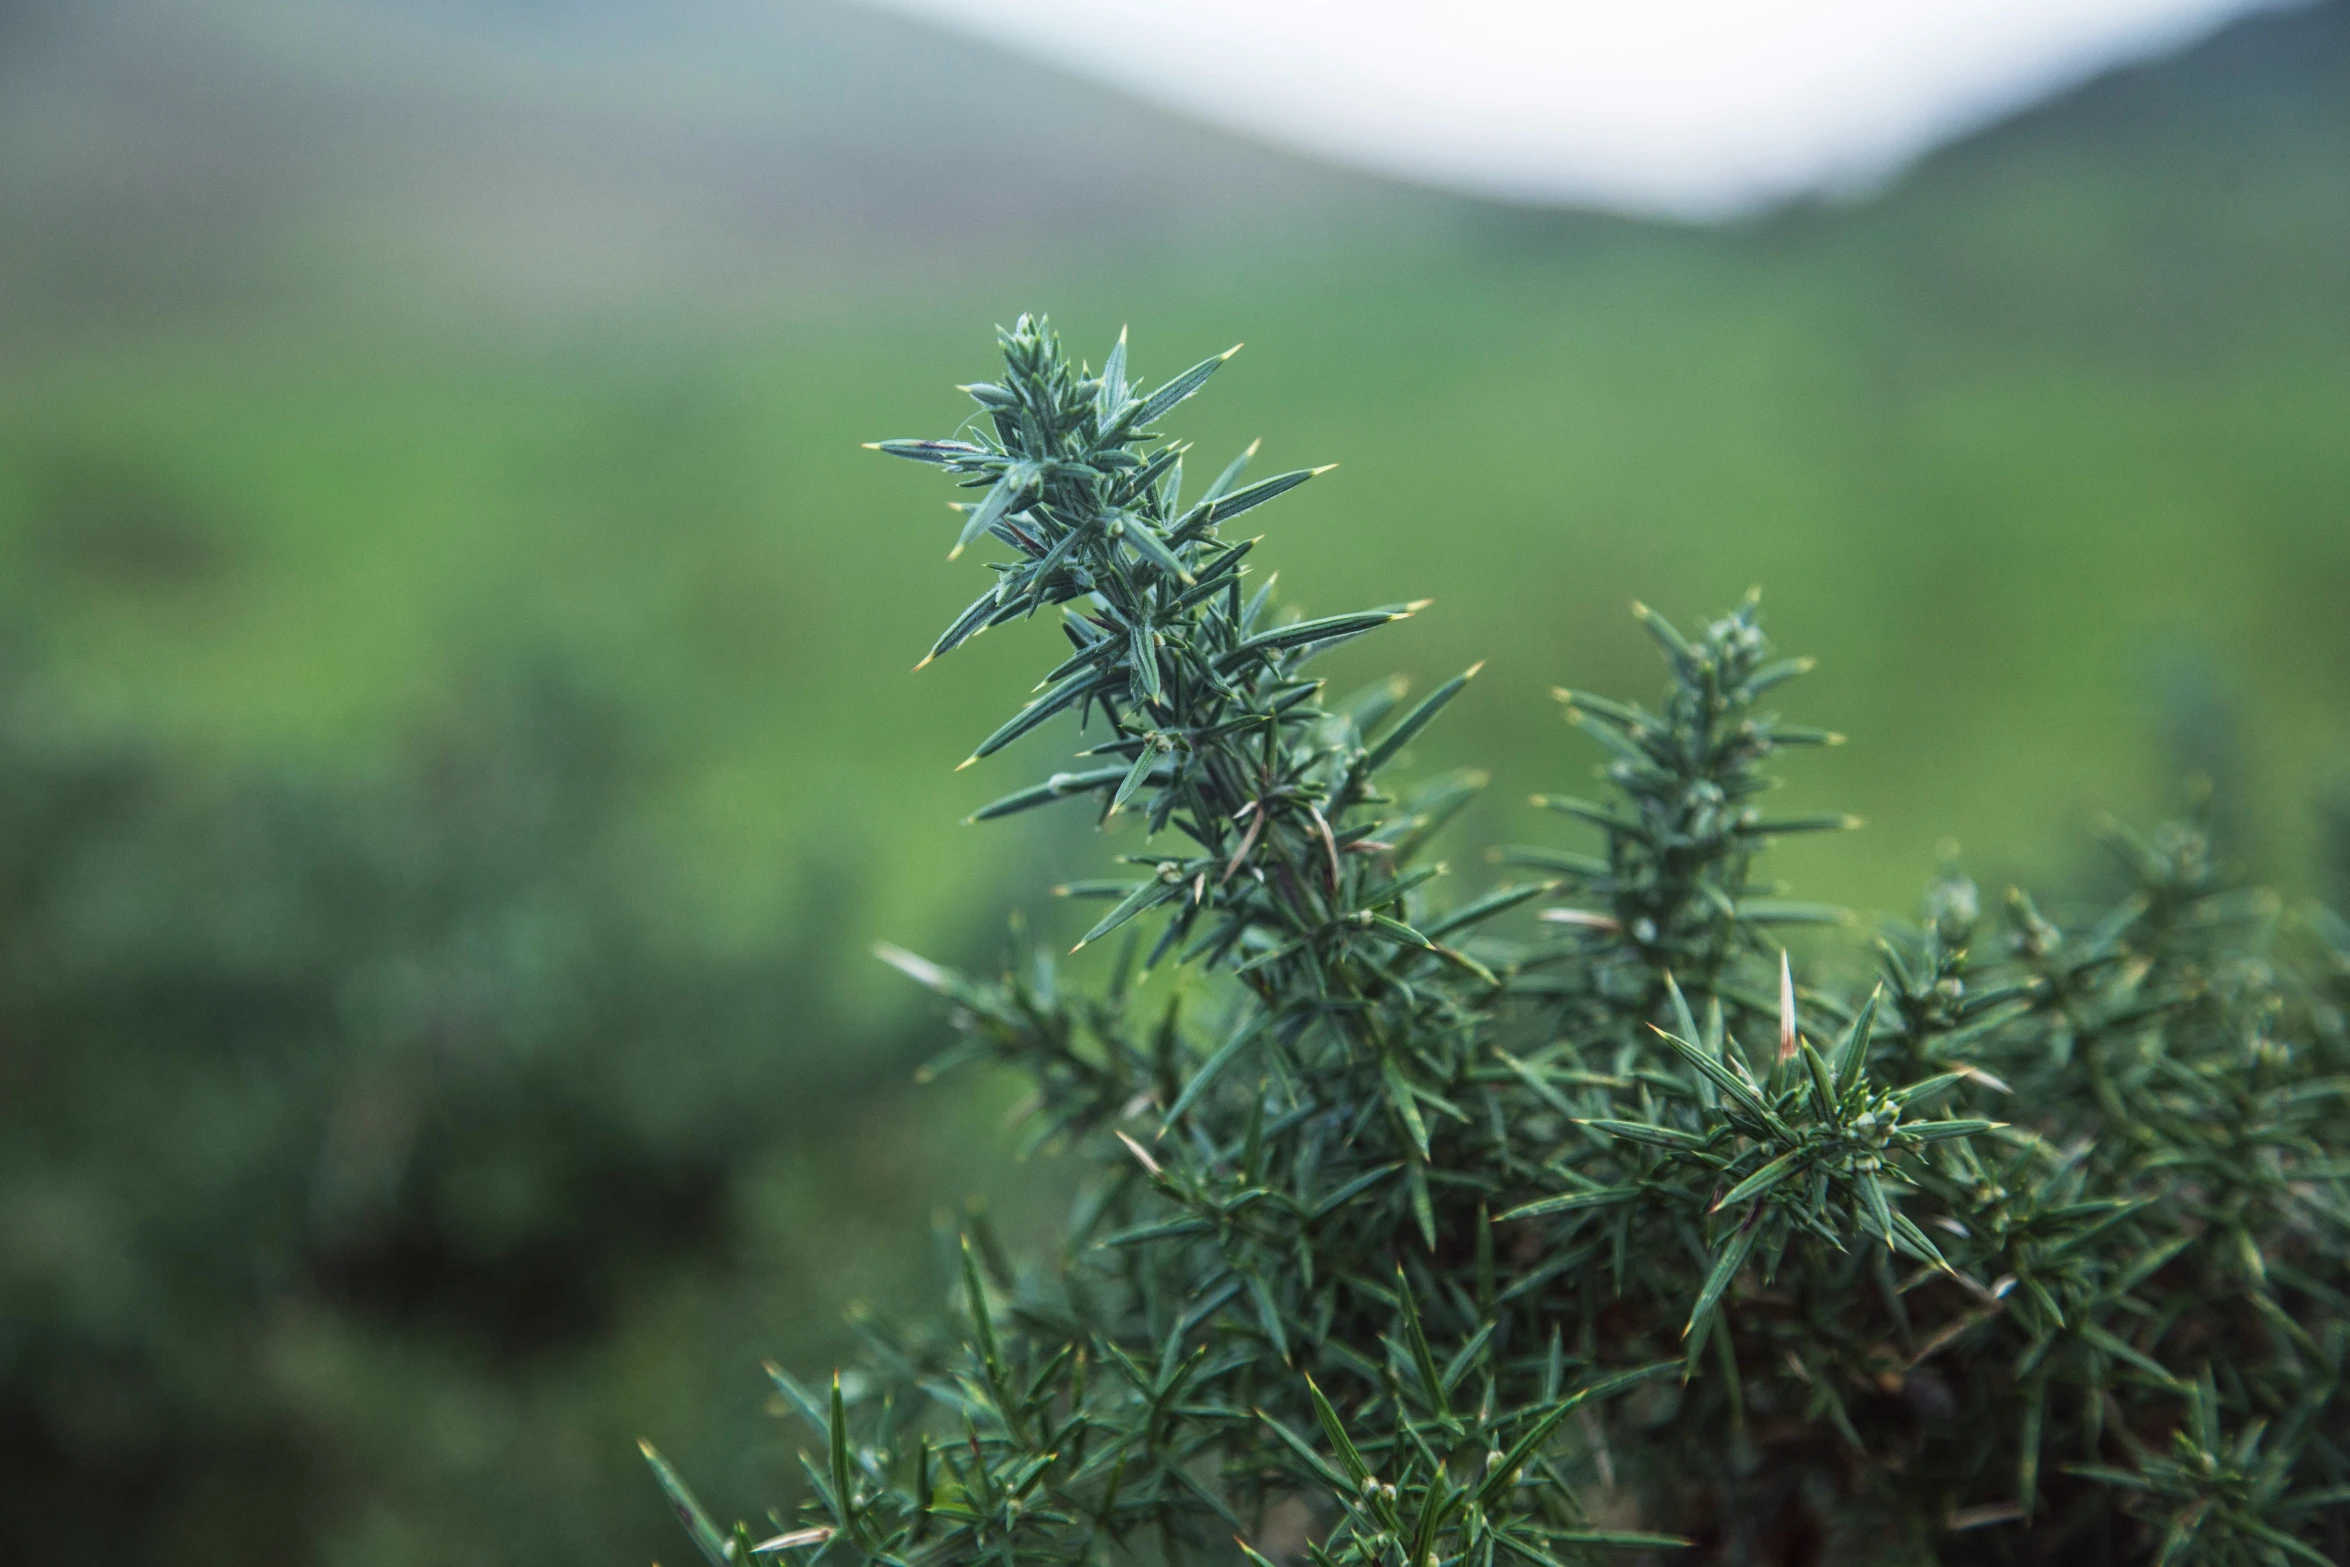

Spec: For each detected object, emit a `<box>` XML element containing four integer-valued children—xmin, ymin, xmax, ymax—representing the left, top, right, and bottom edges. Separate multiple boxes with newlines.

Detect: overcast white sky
<box><xmin>851</xmin><ymin>0</ymin><xmax>2298</xmax><ymax>218</ymax></box>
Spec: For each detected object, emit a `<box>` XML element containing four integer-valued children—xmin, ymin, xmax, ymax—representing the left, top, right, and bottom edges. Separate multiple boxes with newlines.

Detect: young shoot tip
<box><xmin>1778</xmin><ymin>950</ymin><xmax>1799</xmax><ymax>1062</ymax></box>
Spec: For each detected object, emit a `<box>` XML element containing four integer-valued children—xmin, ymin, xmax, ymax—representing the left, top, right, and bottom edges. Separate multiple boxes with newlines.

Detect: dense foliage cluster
<box><xmin>648</xmin><ymin>320</ymin><xmax>2350</xmax><ymax>1567</ymax></box>
<box><xmin>0</xmin><ymin>666</ymin><xmax>935</xmax><ymax>1566</ymax></box>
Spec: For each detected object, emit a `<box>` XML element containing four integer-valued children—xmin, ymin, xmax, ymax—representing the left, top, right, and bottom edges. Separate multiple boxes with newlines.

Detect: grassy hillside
<box><xmin>2</xmin><ymin>4</ymin><xmax>2343</xmax><ymax>939</ymax></box>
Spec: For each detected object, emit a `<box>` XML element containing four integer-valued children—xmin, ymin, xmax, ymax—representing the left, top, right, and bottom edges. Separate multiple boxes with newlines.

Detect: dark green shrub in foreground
<box><xmin>650</xmin><ymin>320</ymin><xmax>2350</xmax><ymax>1566</ymax></box>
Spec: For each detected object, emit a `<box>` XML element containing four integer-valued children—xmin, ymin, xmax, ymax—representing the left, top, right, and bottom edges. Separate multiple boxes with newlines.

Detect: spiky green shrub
<box><xmin>647</xmin><ymin>319</ymin><xmax>2350</xmax><ymax>1567</ymax></box>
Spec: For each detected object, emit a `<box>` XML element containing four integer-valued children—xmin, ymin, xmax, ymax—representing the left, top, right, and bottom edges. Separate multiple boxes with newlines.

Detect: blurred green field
<box><xmin>4</xmin><ymin>64</ymin><xmax>2345</xmax><ymax>949</ymax></box>
<box><xmin>0</xmin><ymin>3</ymin><xmax>2345</xmax><ymax>1562</ymax></box>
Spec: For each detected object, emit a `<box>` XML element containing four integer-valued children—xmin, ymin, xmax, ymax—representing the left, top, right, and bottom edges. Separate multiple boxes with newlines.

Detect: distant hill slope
<box><xmin>0</xmin><ymin>0</ymin><xmax>2340</xmax><ymax>337</ymax></box>
<box><xmin>0</xmin><ymin>0</ymin><xmax>1409</xmax><ymax>336</ymax></box>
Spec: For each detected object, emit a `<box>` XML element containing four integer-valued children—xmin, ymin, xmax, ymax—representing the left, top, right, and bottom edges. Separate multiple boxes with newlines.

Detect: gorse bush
<box><xmin>0</xmin><ymin>664</ymin><xmax>946</xmax><ymax>1566</ymax></box>
<box><xmin>646</xmin><ymin>320</ymin><xmax>2350</xmax><ymax>1567</ymax></box>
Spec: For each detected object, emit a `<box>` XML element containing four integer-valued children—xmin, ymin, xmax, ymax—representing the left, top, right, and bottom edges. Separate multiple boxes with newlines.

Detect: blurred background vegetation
<box><xmin>0</xmin><ymin>1</ymin><xmax>2344</xmax><ymax>1561</ymax></box>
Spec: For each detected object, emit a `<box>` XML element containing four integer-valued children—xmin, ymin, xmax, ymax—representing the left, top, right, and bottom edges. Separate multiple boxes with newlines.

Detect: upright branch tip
<box><xmin>1778</xmin><ymin>950</ymin><xmax>1799</xmax><ymax>1062</ymax></box>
